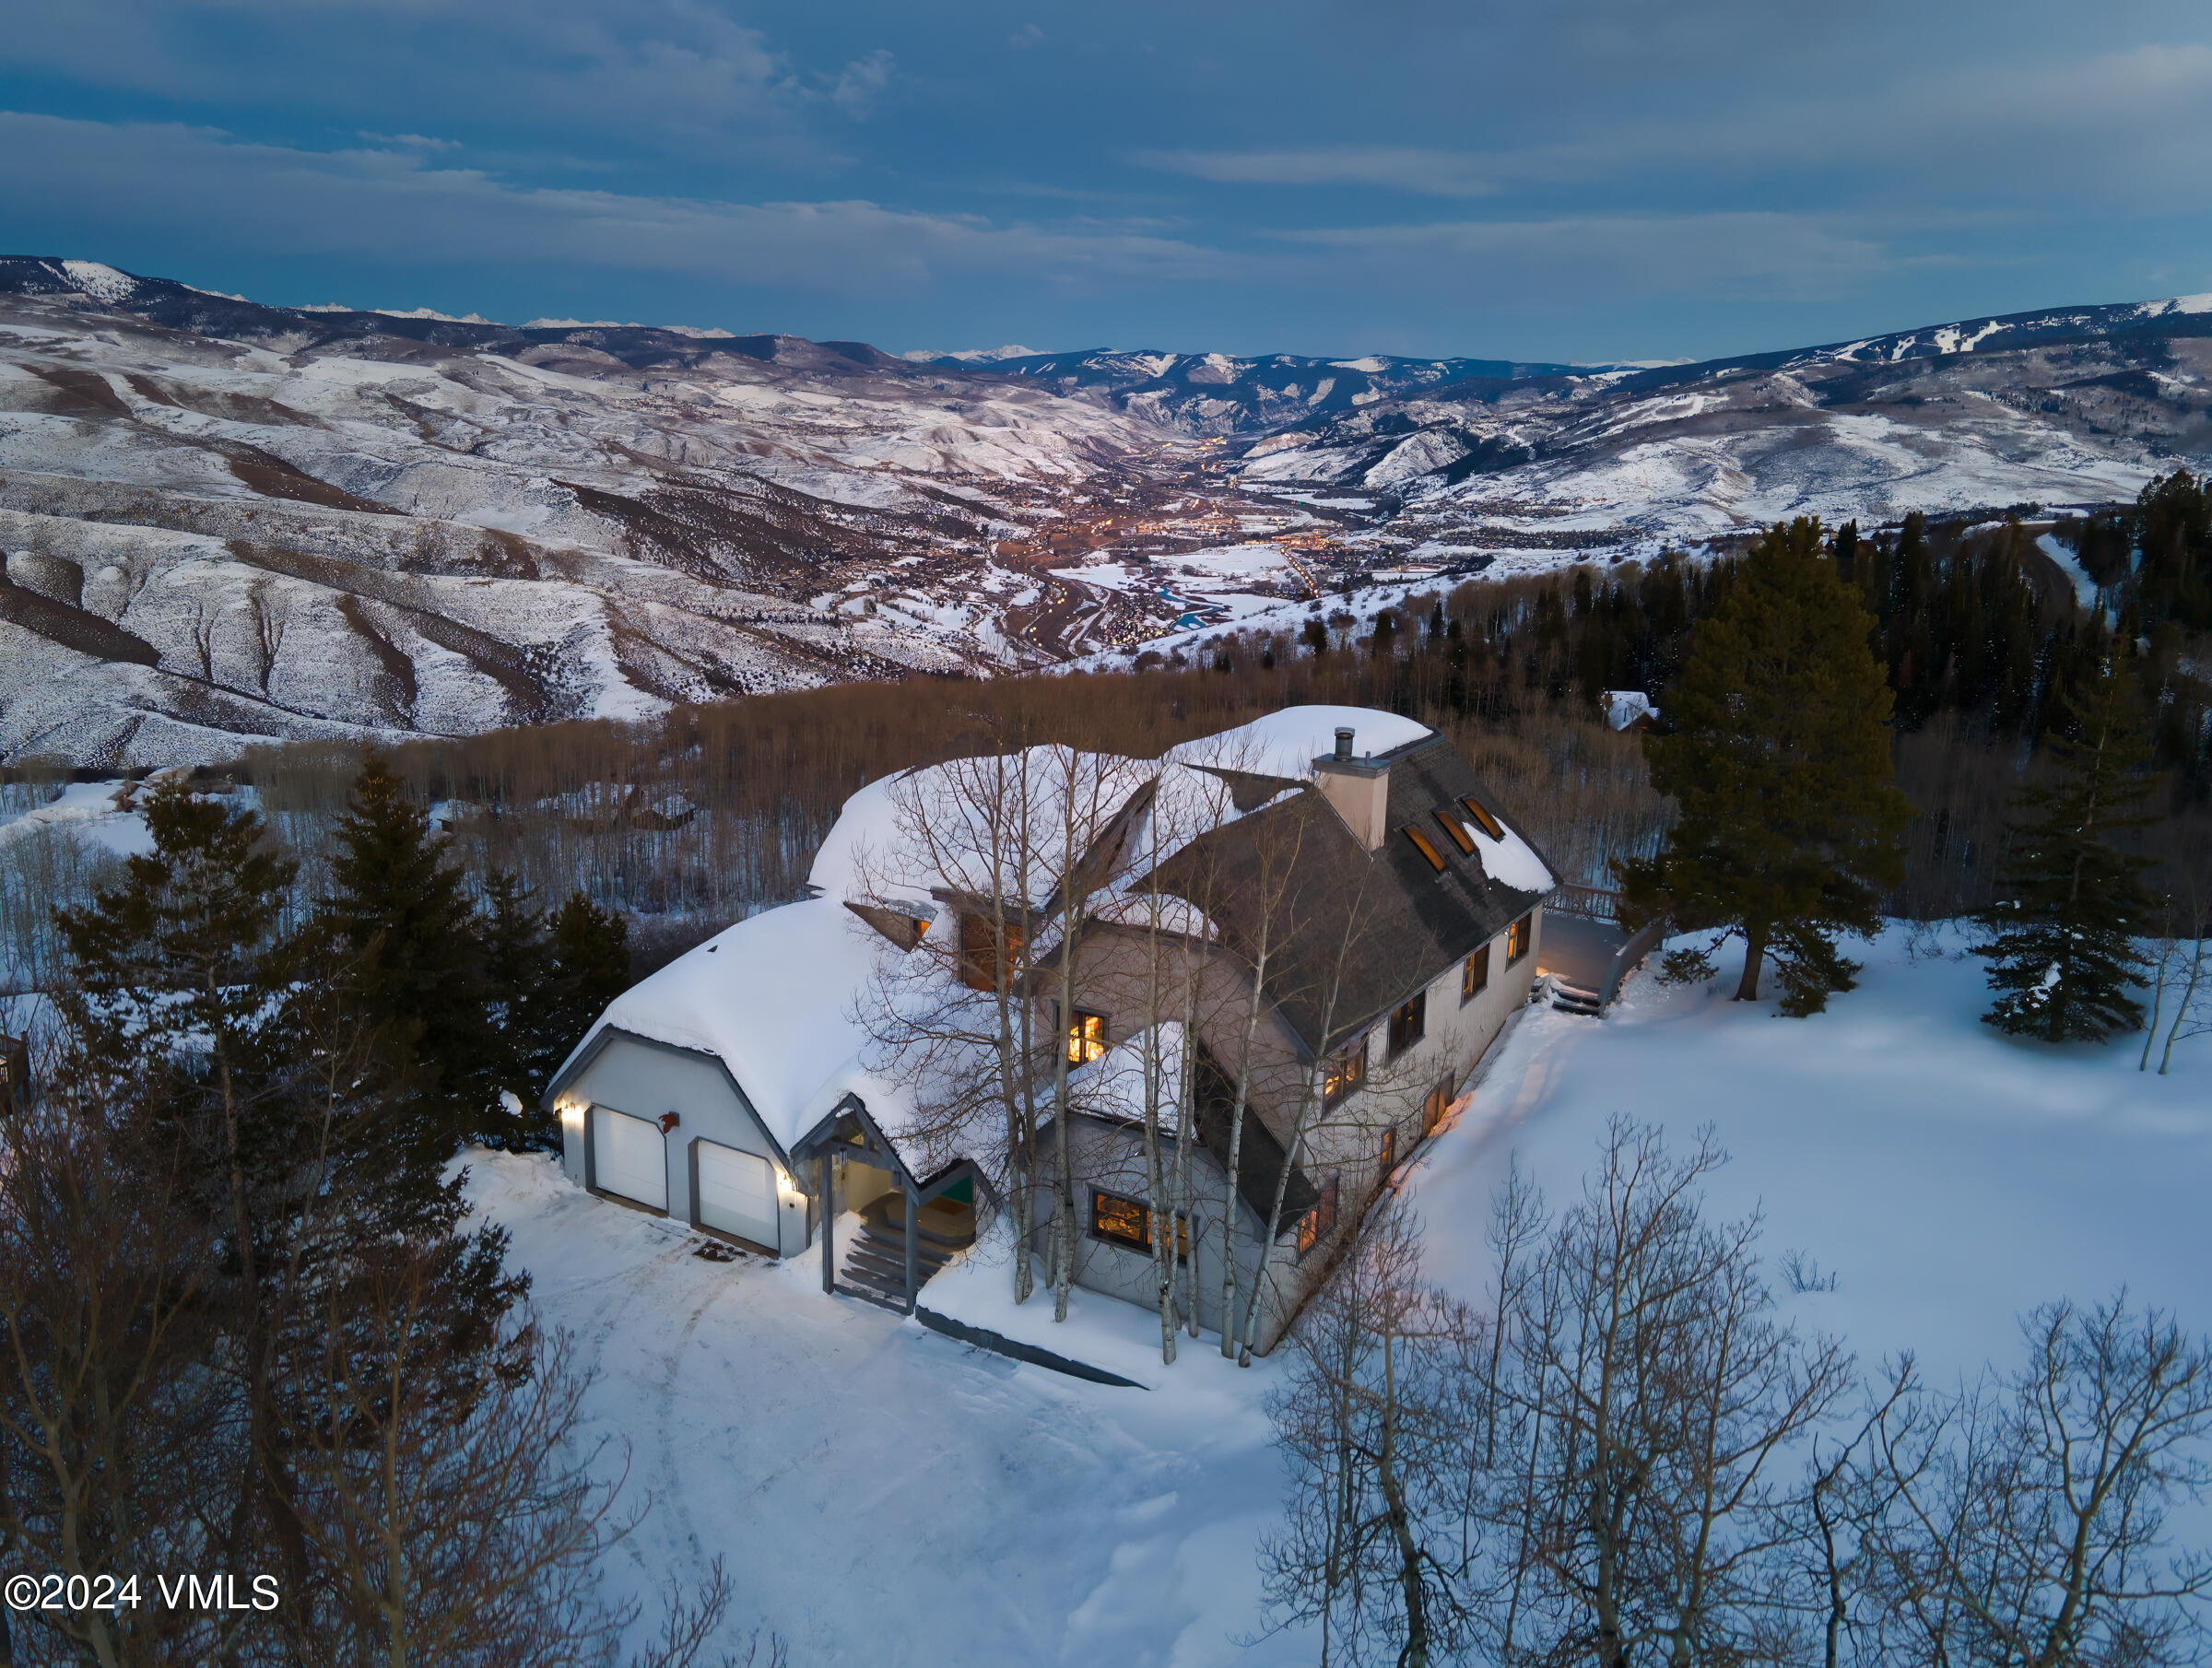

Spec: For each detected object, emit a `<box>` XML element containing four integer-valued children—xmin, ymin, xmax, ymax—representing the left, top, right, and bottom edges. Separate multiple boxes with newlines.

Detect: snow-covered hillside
<box><xmin>5</xmin><ymin>256</ymin><xmax>2209</xmax><ymax>765</ymax></box>
<box><xmin>467</xmin><ymin>923</ymin><xmax>2208</xmax><ymax>1665</ymax></box>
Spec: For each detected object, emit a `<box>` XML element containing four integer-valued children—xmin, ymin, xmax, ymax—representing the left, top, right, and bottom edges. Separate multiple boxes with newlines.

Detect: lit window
<box><xmin>1324</xmin><ymin>1033</ymin><xmax>1369</xmax><ymax>1106</ymax></box>
<box><xmin>1434</xmin><ymin>811</ymin><xmax>1475</xmax><ymax>855</ymax></box>
<box><xmin>1460</xmin><ymin>796</ymin><xmax>1505</xmax><ymax>840</ymax></box>
<box><xmin>1296</xmin><ymin>1177</ymin><xmax>1341</xmax><ymax>1260</ymax></box>
<box><xmin>1506</xmin><ymin>913</ymin><xmax>1532</xmax><ymax>965</ymax></box>
<box><xmin>1379</xmin><ymin>1126</ymin><xmax>1397</xmax><ymax>1175</ymax></box>
<box><xmin>1403</xmin><ymin>827</ymin><xmax>1446</xmax><ymax>871</ymax></box>
<box><xmin>1090</xmin><ymin>1190</ymin><xmax>1189</xmax><ymax>1260</ymax></box>
<box><xmin>1066</xmin><ymin>1009</ymin><xmax>1107</xmax><ymax>1064</ymax></box>
<box><xmin>1422</xmin><ymin>1082</ymin><xmax>1450</xmax><ymax>1136</ymax></box>
<box><xmin>1387</xmin><ymin>991</ymin><xmax>1426</xmax><ymax>1059</ymax></box>
<box><xmin>1462</xmin><ymin>944</ymin><xmax>1490</xmax><ymax>1002</ymax></box>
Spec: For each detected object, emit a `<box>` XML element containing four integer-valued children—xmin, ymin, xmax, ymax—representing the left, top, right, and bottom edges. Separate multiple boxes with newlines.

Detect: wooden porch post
<box><xmin>903</xmin><ymin>1179</ymin><xmax>920</xmax><ymax>1315</ymax></box>
<box><xmin>820</xmin><ymin>1151</ymin><xmax>835</xmax><ymax>1295</ymax></box>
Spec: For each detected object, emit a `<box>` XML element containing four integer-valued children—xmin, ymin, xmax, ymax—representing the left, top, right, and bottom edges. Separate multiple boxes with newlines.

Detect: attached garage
<box><xmin>591</xmin><ymin>1107</ymin><xmax>669</xmax><ymax>1211</ymax></box>
<box><xmin>694</xmin><ymin>1140</ymin><xmax>779</xmax><ymax>1250</ymax></box>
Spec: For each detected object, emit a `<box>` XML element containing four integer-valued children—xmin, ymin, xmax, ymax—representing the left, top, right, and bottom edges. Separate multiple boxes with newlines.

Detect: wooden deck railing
<box><xmin>1547</xmin><ymin>883</ymin><xmax>1625</xmax><ymax>922</ymax></box>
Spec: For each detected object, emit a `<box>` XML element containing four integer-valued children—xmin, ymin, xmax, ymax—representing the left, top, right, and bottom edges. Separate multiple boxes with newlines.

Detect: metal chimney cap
<box><xmin>1333</xmin><ymin>726</ymin><xmax>1354</xmax><ymax>761</ymax></box>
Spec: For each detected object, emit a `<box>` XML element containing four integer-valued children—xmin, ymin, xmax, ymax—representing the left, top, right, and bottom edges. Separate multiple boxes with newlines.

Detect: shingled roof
<box><xmin>1147</xmin><ymin>731</ymin><xmax>1553</xmax><ymax>1059</ymax></box>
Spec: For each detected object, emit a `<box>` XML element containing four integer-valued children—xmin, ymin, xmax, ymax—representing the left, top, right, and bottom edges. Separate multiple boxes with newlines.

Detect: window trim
<box><xmin>1402</xmin><ymin>826</ymin><xmax>1446</xmax><ymax>871</ymax></box>
<box><xmin>1386</xmin><ymin>990</ymin><xmax>1427</xmax><ymax>1060</ymax></box>
<box><xmin>1433</xmin><ymin>810</ymin><xmax>1475</xmax><ymax>855</ymax></box>
<box><xmin>1461</xmin><ymin>943</ymin><xmax>1490</xmax><ymax>1004</ymax></box>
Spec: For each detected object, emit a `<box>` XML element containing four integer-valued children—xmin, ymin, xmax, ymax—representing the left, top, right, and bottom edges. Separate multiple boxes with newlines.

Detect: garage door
<box><xmin>695</xmin><ymin>1140</ymin><xmax>777</xmax><ymax>1249</ymax></box>
<box><xmin>591</xmin><ymin>1108</ymin><xmax>667</xmax><ymax>1211</ymax></box>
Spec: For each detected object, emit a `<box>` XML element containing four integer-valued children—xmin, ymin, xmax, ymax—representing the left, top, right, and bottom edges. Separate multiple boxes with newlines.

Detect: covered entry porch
<box><xmin>790</xmin><ymin>1094</ymin><xmax>990</xmax><ymax>1314</ymax></box>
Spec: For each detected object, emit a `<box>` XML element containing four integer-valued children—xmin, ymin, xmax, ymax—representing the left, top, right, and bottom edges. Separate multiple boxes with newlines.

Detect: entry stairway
<box><xmin>1544</xmin><ymin>972</ymin><xmax>1604</xmax><ymax>1018</ymax></box>
<box><xmin>838</xmin><ymin>1192</ymin><xmax>975</xmax><ymax>1311</ymax></box>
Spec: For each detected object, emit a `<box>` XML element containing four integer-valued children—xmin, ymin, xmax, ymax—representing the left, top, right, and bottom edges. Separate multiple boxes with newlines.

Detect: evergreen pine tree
<box><xmin>56</xmin><ymin>777</ymin><xmax>296</xmax><ymax>1085</ymax></box>
<box><xmin>1618</xmin><ymin>517</ymin><xmax>1913</xmax><ymax>1015</ymax></box>
<box><xmin>323</xmin><ymin>752</ymin><xmax>488</xmax><ymax>1142</ymax></box>
<box><xmin>1974</xmin><ymin>663</ymin><xmax>2159</xmax><ymax>1041</ymax></box>
<box><xmin>477</xmin><ymin>867</ymin><xmax>548</xmax><ymax>1139</ymax></box>
<box><xmin>541</xmin><ymin>896</ymin><xmax>629</xmax><ymax>1061</ymax></box>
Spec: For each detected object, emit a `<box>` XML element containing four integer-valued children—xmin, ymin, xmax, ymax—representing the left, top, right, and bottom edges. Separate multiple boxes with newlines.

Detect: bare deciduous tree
<box><xmin>1865</xmin><ymin>1296</ymin><xmax>2212</xmax><ymax>1668</ymax></box>
<box><xmin>1260</xmin><ymin>1201</ymin><xmax>1484</xmax><ymax>1668</ymax></box>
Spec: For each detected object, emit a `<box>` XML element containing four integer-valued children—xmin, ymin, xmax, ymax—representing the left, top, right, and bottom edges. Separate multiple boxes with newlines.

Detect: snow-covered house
<box><xmin>542</xmin><ymin>705</ymin><xmax>1554</xmax><ymax>1354</ymax></box>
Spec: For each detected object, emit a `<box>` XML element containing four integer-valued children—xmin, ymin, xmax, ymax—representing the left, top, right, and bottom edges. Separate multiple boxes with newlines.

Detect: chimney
<box><xmin>1312</xmin><ymin>728</ymin><xmax>1393</xmax><ymax>850</ymax></box>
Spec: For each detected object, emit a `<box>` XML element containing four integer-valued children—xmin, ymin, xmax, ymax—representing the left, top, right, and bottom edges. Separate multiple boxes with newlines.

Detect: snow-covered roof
<box><xmin>550</xmin><ymin>704</ymin><xmax>1535</xmax><ymax>1161</ymax></box>
<box><xmin>552</xmin><ymin>895</ymin><xmax>906</xmax><ymax>1155</ymax></box>
<box><xmin>1160</xmin><ymin>704</ymin><xmax>1430</xmax><ymax>780</ymax></box>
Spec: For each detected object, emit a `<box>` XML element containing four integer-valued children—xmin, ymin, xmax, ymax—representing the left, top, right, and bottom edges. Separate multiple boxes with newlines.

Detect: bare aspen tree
<box><xmin>1865</xmin><ymin>1295</ymin><xmax>2212</xmax><ymax>1668</ymax></box>
<box><xmin>1259</xmin><ymin>1201</ymin><xmax>1483</xmax><ymax>1668</ymax></box>
<box><xmin>1235</xmin><ymin>862</ymin><xmax>1404</xmax><ymax>1368</ymax></box>
<box><xmin>1041</xmin><ymin>742</ymin><xmax>1136</xmax><ymax>1323</ymax></box>
<box><xmin>2154</xmin><ymin>879</ymin><xmax>2207</xmax><ymax>1075</ymax></box>
<box><xmin>1211</xmin><ymin>808</ymin><xmax>1306</xmax><ymax>1357</ymax></box>
<box><xmin>855</xmin><ymin>741</ymin><xmax>1053</xmax><ymax>1300</ymax></box>
<box><xmin>1472</xmin><ymin>1118</ymin><xmax>1853</xmax><ymax>1668</ymax></box>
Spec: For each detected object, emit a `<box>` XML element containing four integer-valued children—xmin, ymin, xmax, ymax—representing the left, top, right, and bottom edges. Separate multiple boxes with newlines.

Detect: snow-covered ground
<box><xmin>469</xmin><ymin>921</ymin><xmax>2207</xmax><ymax>1665</ymax></box>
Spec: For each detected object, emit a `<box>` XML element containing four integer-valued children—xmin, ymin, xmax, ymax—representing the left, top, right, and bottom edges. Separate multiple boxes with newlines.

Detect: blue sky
<box><xmin>5</xmin><ymin>1</ymin><xmax>2209</xmax><ymax>361</ymax></box>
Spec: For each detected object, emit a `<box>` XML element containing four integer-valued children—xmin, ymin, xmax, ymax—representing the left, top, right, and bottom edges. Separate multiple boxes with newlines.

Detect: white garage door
<box><xmin>695</xmin><ymin>1140</ymin><xmax>777</xmax><ymax>1248</ymax></box>
<box><xmin>592</xmin><ymin>1108</ymin><xmax>667</xmax><ymax>1211</ymax></box>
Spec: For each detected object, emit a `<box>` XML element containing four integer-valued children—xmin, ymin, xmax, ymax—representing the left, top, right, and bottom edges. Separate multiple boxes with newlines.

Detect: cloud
<box><xmin>1274</xmin><ymin>212</ymin><xmax>1903</xmax><ymax>302</ymax></box>
<box><xmin>825</xmin><ymin>50</ymin><xmax>894</xmax><ymax>120</ymax></box>
<box><xmin>1137</xmin><ymin>147</ymin><xmax>1500</xmax><ymax>198</ymax></box>
<box><xmin>0</xmin><ymin>112</ymin><xmax>1237</xmax><ymax>294</ymax></box>
<box><xmin>357</xmin><ymin>131</ymin><xmax>457</xmax><ymax>150</ymax></box>
<box><xmin>1008</xmin><ymin>23</ymin><xmax>1044</xmax><ymax>49</ymax></box>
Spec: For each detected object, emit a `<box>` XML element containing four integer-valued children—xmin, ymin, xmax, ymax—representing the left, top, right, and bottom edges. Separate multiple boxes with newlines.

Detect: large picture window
<box><xmin>1324</xmin><ymin>1032</ymin><xmax>1369</xmax><ymax>1106</ymax></box>
<box><xmin>1066</xmin><ymin>1008</ymin><xmax>1107</xmax><ymax>1064</ymax></box>
<box><xmin>1387</xmin><ymin>990</ymin><xmax>1426</xmax><ymax>1059</ymax></box>
<box><xmin>1506</xmin><ymin>912</ymin><xmax>1532</xmax><ymax>966</ymax></box>
<box><xmin>1462</xmin><ymin>944</ymin><xmax>1490</xmax><ymax>1003</ymax></box>
<box><xmin>1090</xmin><ymin>1190</ymin><xmax>1188</xmax><ymax>1260</ymax></box>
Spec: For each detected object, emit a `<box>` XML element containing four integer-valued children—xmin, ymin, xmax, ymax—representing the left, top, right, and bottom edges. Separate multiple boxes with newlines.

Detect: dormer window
<box><xmin>1433</xmin><ymin>811</ymin><xmax>1475</xmax><ymax>856</ymax></box>
<box><xmin>959</xmin><ymin>912</ymin><xmax>1026</xmax><ymax>993</ymax></box>
<box><xmin>1460</xmin><ymin>796</ymin><xmax>1505</xmax><ymax>840</ymax></box>
<box><xmin>1402</xmin><ymin>827</ymin><xmax>1446</xmax><ymax>871</ymax></box>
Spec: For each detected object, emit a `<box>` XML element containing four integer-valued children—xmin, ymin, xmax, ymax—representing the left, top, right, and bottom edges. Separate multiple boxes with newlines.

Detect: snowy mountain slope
<box><xmin>940</xmin><ymin>346</ymin><xmax>1591</xmax><ymax>434</ymax></box>
<box><xmin>5</xmin><ymin>256</ymin><xmax>2210</xmax><ymax>766</ymax></box>
<box><xmin>1241</xmin><ymin>295</ymin><xmax>2212</xmax><ymax>547</ymax></box>
<box><xmin>0</xmin><ymin>259</ymin><xmax>1164</xmax><ymax>766</ymax></box>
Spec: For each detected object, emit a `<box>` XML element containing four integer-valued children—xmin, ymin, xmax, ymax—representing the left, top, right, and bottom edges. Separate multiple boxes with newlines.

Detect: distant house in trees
<box><xmin>543</xmin><ymin>706</ymin><xmax>1553</xmax><ymax>1356</ymax></box>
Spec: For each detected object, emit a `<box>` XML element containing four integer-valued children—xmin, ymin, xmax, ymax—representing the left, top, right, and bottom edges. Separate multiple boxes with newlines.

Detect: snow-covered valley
<box><xmin>469</xmin><ymin>924</ymin><xmax>2210</xmax><ymax>1665</ymax></box>
<box><xmin>5</xmin><ymin>257</ymin><xmax>2210</xmax><ymax>765</ymax></box>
